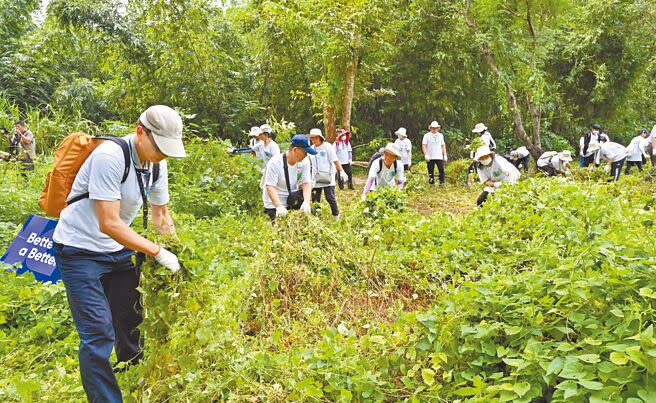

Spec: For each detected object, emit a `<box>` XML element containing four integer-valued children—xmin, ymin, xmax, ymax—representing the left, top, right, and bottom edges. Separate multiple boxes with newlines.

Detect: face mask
<box><xmin>341</xmin><ymin>135</ymin><xmax>347</xmax><ymax>141</ymax></box>
<box><xmin>480</xmin><ymin>157</ymin><xmax>493</xmax><ymax>166</ymax></box>
<box><xmin>592</xmin><ymin>130</ymin><xmax>599</xmax><ymax>135</ymax></box>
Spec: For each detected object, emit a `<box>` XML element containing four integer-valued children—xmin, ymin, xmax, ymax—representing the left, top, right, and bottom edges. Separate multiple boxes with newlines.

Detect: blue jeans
<box><xmin>54</xmin><ymin>243</ymin><xmax>142</xmax><ymax>403</ymax></box>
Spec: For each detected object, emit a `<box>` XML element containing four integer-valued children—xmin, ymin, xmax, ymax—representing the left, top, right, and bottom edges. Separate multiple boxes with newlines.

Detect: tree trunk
<box><xmin>323</xmin><ymin>102</ymin><xmax>337</xmax><ymax>142</ymax></box>
<box><xmin>463</xmin><ymin>0</ymin><xmax>542</xmax><ymax>159</ymax></box>
<box><xmin>341</xmin><ymin>54</ymin><xmax>359</xmax><ymax>134</ymax></box>
<box><xmin>527</xmin><ymin>94</ymin><xmax>542</xmax><ymax>149</ymax></box>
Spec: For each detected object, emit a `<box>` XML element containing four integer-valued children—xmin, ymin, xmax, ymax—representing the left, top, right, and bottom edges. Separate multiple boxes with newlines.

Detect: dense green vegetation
<box><xmin>1</xmin><ymin>140</ymin><xmax>655</xmax><ymax>401</ymax></box>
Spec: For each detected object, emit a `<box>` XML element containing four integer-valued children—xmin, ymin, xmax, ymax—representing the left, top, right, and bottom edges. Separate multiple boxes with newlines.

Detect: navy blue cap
<box><xmin>639</xmin><ymin>129</ymin><xmax>649</xmax><ymax>134</ymax></box>
<box><xmin>291</xmin><ymin>134</ymin><xmax>318</xmax><ymax>155</ymax></box>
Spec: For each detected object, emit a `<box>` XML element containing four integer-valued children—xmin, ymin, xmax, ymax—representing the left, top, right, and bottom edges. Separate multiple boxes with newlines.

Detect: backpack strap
<box><xmin>67</xmin><ymin>137</ymin><xmax>131</xmax><ymax>205</ymax></box>
<box><xmin>152</xmin><ymin>162</ymin><xmax>160</xmax><ymax>183</ymax></box>
<box><xmin>282</xmin><ymin>153</ymin><xmax>292</xmax><ymax>194</ymax></box>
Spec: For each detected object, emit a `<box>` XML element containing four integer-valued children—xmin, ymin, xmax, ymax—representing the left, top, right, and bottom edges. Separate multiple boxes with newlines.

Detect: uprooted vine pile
<box><xmin>1</xmin><ymin>141</ymin><xmax>655</xmax><ymax>402</ymax></box>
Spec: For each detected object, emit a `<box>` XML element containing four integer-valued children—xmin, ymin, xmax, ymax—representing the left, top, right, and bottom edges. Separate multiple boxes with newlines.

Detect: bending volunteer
<box><xmin>52</xmin><ymin>105</ymin><xmax>185</xmax><ymax>403</ymax></box>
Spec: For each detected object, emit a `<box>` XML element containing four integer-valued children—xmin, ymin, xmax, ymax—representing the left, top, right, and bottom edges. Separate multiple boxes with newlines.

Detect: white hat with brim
<box><xmin>140</xmin><ymin>105</ymin><xmax>186</xmax><ymax>158</ymax></box>
<box><xmin>559</xmin><ymin>150</ymin><xmax>573</xmax><ymax>162</ymax></box>
<box><xmin>309</xmin><ymin>128</ymin><xmax>324</xmax><ymax>139</ymax></box>
<box><xmin>586</xmin><ymin>142</ymin><xmax>600</xmax><ymax>153</ymax></box>
<box><xmin>429</xmin><ymin>121</ymin><xmax>440</xmax><ymax>129</ymax></box>
<box><xmin>395</xmin><ymin>127</ymin><xmax>407</xmax><ymax>137</ymax></box>
<box><xmin>260</xmin><ymin>124</ymin><xmax>273</xmax><ymax>134</ymax></box>
<box><xmin>474</xmin><ymin>145</ymin><xmax>493</xmax><ymax>161</ymax></box>
<box><xmin>472</xmin><ymin>123</ymin><xmax>488</xmax><ymax>133</ymax></box>
<box><xmin>249</xmin><ymin>126</ymin><xmax>262</xmax><ymax>137</ymax></box>
<box><xmin>384</xmin><ymin>143</ymin><xmax>401</xmax><ymax>158</ymax></box>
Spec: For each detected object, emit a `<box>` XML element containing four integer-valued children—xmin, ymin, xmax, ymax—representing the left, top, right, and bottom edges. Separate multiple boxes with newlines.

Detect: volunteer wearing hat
<box><xmin>52</xmin><ymin>105</ymin><xmax>185</xmax><ymax>402</ymax></box>
<box><xmin>581</xmin><ymin>124</ymin><xmax>602</xmax><ymax>167</ymax></box>
<box><xmin>625</xmin><ymin>129</ymin><xmax>649</xmax><ymax>174</ymax></box>
<box><xmin>228</xmin><ymin>124</ymin><xmax>280</xmax><ymax>171</ymax></box>
<box><xmin>263</xmin><ymin>135</ymin><xmax>316</xmax><ymax>220</ymax></box>
<box><xmin>394</xmin><ymin>127</ymin><xmax>412</xmax><ymax>172</ymax></box>
<box><xmin>508</xmin><ymin>146</ymin><xmax>530</xmax><ymax>171</ymax></box>
<box><xmin>536</xmin><ymin>150</ymin><xmax>573</xmax><ymax>176</ymax></box>
<box><xmin>422</xmin><ymin>121</ymin><xmax>448</xmax><ymax>186</ymax></box>
<box><xmin>308</xmin><ymin>128</ymin><xmax>348</xmax><ymax>218</ymax></box>
<box><xmin>334</xmin><ymin>128</ymin><xmax>354</xmax><ymax>190</ymax></box>
<box><xmin>473</xmin><ymin>145</ymin><xmax>520</xmax><ymax>206</ymax></box>
<box><xmin>598</xmin><ymin>141</ymin><xmax>628</xmax><ymax>181</ymax></box>
<box><xmin>248</xmin><ymin>126</ymin><xmax>260</xmax><ymax>148</ymax></box>
<box><xmin>361</xmin><ymin>143</ymin><xmax>406</xmax><ymax>200</ymax></box>
<box><xmin>472</xmin><ymin>123</ymin><xmax>497</xmax><ymax>150</ymax></box>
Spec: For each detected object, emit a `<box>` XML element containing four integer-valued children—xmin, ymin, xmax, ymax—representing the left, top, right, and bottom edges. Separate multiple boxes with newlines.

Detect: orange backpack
<box><xmin>39</xmin><ymin>132</ymin><xmax>130</xmax><ymax>217</ymax></box>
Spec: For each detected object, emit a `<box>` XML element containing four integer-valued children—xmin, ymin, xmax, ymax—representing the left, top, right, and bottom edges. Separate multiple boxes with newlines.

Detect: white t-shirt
<box><xmin>395</xmin><ymin>138</ymin><xmax>412</xmax><ymax>165</ymax></box>
<box><xmin>309</xmin><ymin>142</ymin><xmax>339</xmax><ymax>188</ymax></box>
<box><xmin>422</xmin><ymin>132</ymin><xmax>445</xmax><ymax>160</ymax></box>
<box><xmin>252</xmin><ymin>140</ymin><xmax>280</xmax><ymax>169</ymax></box>
<box><xmin>53</xmin><ymin>134</ymin><xmax>169</xmax><ymax>253</ymax></box>
<box><xmin>334</xmin><ymin>141</ymin><xmax>352</xmax><ymax>165</ymax></box>
<box><xmin>581</xmin><ymin>133</ymin><xmax>600</xmax><ymax>157</ymax></box>
<box><xmin>368</xmin><ymin>158</ymin><xmax>406</xmax><ymax>190</ymax></box>
<box><xmin>477</xmin><ymin>155</ymin><xmax>520</xmax><ymax>186</ymax></box>
<box><xmin>481</xmin><ymin>132</ymin><xmax>496</xmax><ymax>149</ymax></box>
<box><xmin>599</xmin><ymin>142</ymin><xmax>627</xmax><ymax>163</ymax></box>
<box><xmin>262</xmin><ymin>153</ymin><xmax>311</xmax><ymax>209</ymax></box>
<box><xmin>514</xmin><ymin>146</ymin><xmax>529</xmax><ymax>158</ymax></box>
<box><xmin>627</xmin><ymin>136</ymin><xmax>647</xmax><ymax>162</ymax></box>
<box><xmin>537</xmin><ymin>155</ymin><xmax>567</xmax><ymax>171</ymax></box>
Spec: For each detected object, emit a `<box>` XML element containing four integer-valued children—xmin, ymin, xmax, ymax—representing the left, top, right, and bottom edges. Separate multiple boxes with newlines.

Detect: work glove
<box><xmin>493</xmin><ymin>181</ymin><xmax>501</xmax><ymax>188</ymax></box>
<box><xmin>424</xmin><ymin>155</ymin><xmax>430</xmax><ymax>162</ymax></box>
<box><xmin>300</xmin><ymin>202</ymin><xmax>312</xmax><ymax>214</ymax></box>
<box><xmin>444</xmin><ymin>155</ymin><xmax>448</xmax><ymax>162</ymax></box>
<box><xmin>227</xmin><ymin>147</ymin><xmax>235</xmax><ymax>153</ymax></box>
<box><xmin>276</xmin><ymin>206</ymin><xmax>288</xmax><ymax>217</ymax></box>
<box><xmin>603</xmin><ymin>165</ymin><xmax>610</xmax><ymax>173</ymax></box>
<box><xmin>154</xmin><ymin>247</ymin><xmax>180</xmax><ymax>273</ymax></box>
<box><xmin>339</xmin><ymin>170</ymin><xmax>349</xmax><ymax>182</ymax></box>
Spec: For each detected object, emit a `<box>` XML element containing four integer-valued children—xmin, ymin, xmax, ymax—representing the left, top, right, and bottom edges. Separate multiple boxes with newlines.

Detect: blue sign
<box><xmin>1</xmin><ymin>215</ymin><xmax>60</xmax><ymax>283</ymax></box>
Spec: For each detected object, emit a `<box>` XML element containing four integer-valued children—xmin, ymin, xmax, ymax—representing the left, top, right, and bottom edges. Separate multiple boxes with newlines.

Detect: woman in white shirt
<box><xmin>308</xmin><ymin>128</ymin><xmax>349</xmax><ymax>218</ymax></box>
<box><xmin>334</xmin><ymin>129</ymin><xmax>354</xmax><ymax>190</ymax></box>
<box><xmin>625</xmin><ymin>129</ymin><xmax>649</xmax><ymax>174</ymax></box>
<box><xmin>394</xmin><ymin>127</ymin><xmax>412</xmax><ymax>172</ymax></box>
<box><xmin>473</xmin><ymin>145</ymin><xmax>520</xmax><ymax>206</ymax></box>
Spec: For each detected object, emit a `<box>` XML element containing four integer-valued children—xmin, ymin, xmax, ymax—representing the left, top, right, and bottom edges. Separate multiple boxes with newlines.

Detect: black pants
<box><xmin>625</xmin><ymin>160</ymin><xmax>643</xmax><ymax>174</ymax></box>
<box><xmin>516</xmin><ymin>156</ymin><xmax>529</xmax><ymax>171</ymax></box>
<box><xmin>538</xmin><ymin>165</ymin><xmax>557</xmax><ymax>177</ymax></box>
<box><xmin>336</xmin><ymin>164</ymin><xmax>354</xmax><ymax>190</ymax></box>
<box><xmin>427</xmin><ymin>159</ymin><xmax>445</xmax><ymax>185</ymax></box>
<box><xmin>312</xmin><ymin>186</ymin><xmax>339</xmax><ymax>216</ymax></box>
<box><xmin>264</xmin><ymin>208</ymin><xmax>277</xmax><ymax>221</ymax></box>
<box><xmin>477</xmin><ymin>191</ymin><xmax>491</xmax><ymax>206</ymax></box>
<box><xmin>610</xmin><ymin>158</ymin><xmax>625</xmax><ymax>181</ymax></box>
<box><xmin>582</xmin><ymin>154</ymin><xmax>596</xmax><ymax>167</ymax></box>
<box><xmin>403</xmin><ymin>164</ymin><xmax>411</xmax><ymax>172</ymax></box>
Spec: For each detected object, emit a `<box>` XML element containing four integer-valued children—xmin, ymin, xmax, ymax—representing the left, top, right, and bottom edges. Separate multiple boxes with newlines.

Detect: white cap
<box><xmin>559</xmin><ymin>150</ymin><xmax>573</xmax><ymax>162</ymax></box>
<box><xmin>384</xmin><ymin>142</ymin><xmax>401</xmax><ymax>158</ymax></box>
<box><xmin>309</xmin><ymin>128</ymin><xmax>324</xmax><ymax>139</ymax></box>
<box><xmin>510</xmin><ymin>151</ymin><xmax>518</xmax><ymax>158</ymax></box>
<box><xmin>260</xmin><ymin>124</ymin><xmax>273</xmax><ymax>134</ymax></box>
<box><xmin>395</xmin><ymin>127</ymin><xmax>407</xmax><ymax>137</ymax></box>
<box><xmin>139</xmin><ymin>105</ymin><xmax>185</xmax><ymax>158</ymax></box>
<box><xmin>472</xmin><ymin>123</ymin><xmax>488</xmax><ymax>133</ymax></box>
<box><xmin>474</xmin><ymin>145</ymin><xmax>493</xmax><ymax>161</ymax></box>
<box><xmin>249</xmin><ymin>126</ymin><xmax>262</xmax><ymax>137</ymax></box>
<box><xmin>429</xmin><ymin>121</ymin><xmax>441</xmax><ymax>129</ymax></box>
<box><xmin>587</xmin><ymin>142</ymin><xmax>600</xmax><ymax>153</ymax></box>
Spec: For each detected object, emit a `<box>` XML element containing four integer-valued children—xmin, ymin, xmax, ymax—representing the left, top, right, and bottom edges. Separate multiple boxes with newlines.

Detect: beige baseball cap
<box><xmin>139</xmin><ymin>105</ymin><xmax>186</xmax><ymax>158</ymax></box>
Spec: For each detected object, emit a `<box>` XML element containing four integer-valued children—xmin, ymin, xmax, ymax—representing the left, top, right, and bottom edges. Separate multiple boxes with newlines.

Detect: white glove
<box><xmin>604</xmin><ymin>164</ymin><xmax>610</xmax><ymax>173</ymax></box>
<box><xmin>444</xmin><ymin>155</ymin><xmax>448</xmax><ymax>162</ymax></box>
<box><xmin>276</xmin><ymin>206</ymin><xmax>288</xmax><ymax>217</ymax></box>
<box><xmin>227</xmin><ymin>147</ymin><xmax>235</xmax><ymax>153</ymax></box>
<box><xmin>339</xmin><ymin>170</ymin><xmax>348</xmax><ymax>182</ymax></box>
<box><xmin>300</xmin><ymin>201</ymin><xmax>311</xmax><ymax>214</ymax></box>
<box><xmin>424</xmin><ymin>155</ymin><xmax>430</xmax><ymax>161</ymax></box>
<box><xmin>361</xmin><ymin>194</ymin><xmax>367</xmax><ymax>201</ymax></box>
<box><xmin>493</xmin><ymin>181</ymin><xmax>501</xmax><ymax>188</ymax></box>
<box><xmin>154</xmin><ymin>247</ymin><xmax>180</xmax><ymax>273</ymax></box>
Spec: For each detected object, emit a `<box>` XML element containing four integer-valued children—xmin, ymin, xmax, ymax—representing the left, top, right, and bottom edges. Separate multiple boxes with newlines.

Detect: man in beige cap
<box><xmin>361</xmin><ymin>143</ymin><xmax>406</xmax><ymax>200</ymax></box>
<box><xmin>52</xmin><ymin>105</ymin><xmax>186</xmax><ymax>402</ymax></box>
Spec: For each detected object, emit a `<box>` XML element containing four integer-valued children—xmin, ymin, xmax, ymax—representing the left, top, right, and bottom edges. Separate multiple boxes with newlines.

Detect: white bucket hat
<box><xmin>249</xmin><ymin>126</ymin><xmax>262</xmax><ymax>137</ymax></box>
<box><xmin>474</xmin><ymin>145</ymin><xmax>494</xmax><ymax>161</ymax></box>
<box><xmin>309</xmin><ymin>128</ymin><xmax>324</xmax><ymax>139</ymax></box>
<box><xmin>384</xmin><ymin>142</ymin><xmax>401</xmax><ymax>158</ymax></box>
<box><xmin>559</xmin><ymin>150</ymin><xmax>573</xmax><ymax>162</ymax></box>
<box><xmin>472</xmin><ymin>123</ymin><xmax>488</xmax><ymax>133</ymax></box>
<box><xmin>260</xmin><ymin>124</ymin><xmax>273</xmax><ymax>134</ymax></box>
<box><xmin>139</xmin><ymin>105</ymin><xmax>185</xmax><ymax>158</ymax></box>
<box><xmin>429</xmin><ymin>121</ymin><xmax>441</xmax><ymax>129</ymax></box>
<box><xmin>395</xmin><ymin>127</ymin><xmax>407</xmax><ymax>137</ymax></box>
<box><xmin>586</xmin><ymin>142</ymin><xmax>600</xmax><ymax>153</ymax></box>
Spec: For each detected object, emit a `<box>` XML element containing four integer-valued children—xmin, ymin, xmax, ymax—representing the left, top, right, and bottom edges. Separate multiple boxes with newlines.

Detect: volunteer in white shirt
<box><xmin>262</xmin><ymin>135</ymin><xmax>315</xmax><ymax>220</ymax></box>
<box><xmin>248</xmin><ymin>126</ymin><xmax>260</xmax><ymax>148</ymax></box>
<box><xmin>422</xmin><ymin>121</ymin><xmax>448</xmax><ymax>186</ymax></box>
<box><xmin>625</xmin><ymin>129</ymin><xmax>649</xmax><ymax>174</ymax></box>
<box><xmin>361</xmin><ymin>143</ymin><xmax>406</xmax><ymax>200</ymax></box>
<box><xmin>598</xmin><ymin>141</ymin><xmax>628</xmax><ymax>181</ymax></box>
<box><xmin>537</xmin><ymin>150</ymin><xmax>573</xmax><ymax>176</ymax></box>
<box><xmin>394</xmin><ymin>127</ymin><xmax>412</xmax><ymax>172</ymax></box>
<box><xmin>308</xmin><ymin>128</ymin><xmax>348</xmax><ymax>218</ymax></box>
<box><xmin>228</xmin><ymin>124</ymin><xmax>280</xmax><ymax>171</ymax></box>
<box><xmin>509</xmin><ymin>146</ymin><xmax>530</xmax><ymax>171</ymax></box>
<box><xmin>581</xmin><ymin>124</ymin><xmax>602</xmax><ymax>167</ymax></box>
<box><xmin>472</xmin><ymin>123</ymin><xmax>497</xmax><ymax>150</ymax></box>
<box><xmin>334</xmin><ymin>128</ymin><xmax>354</xmax><ymax>190</ymax></box>
<box><xmin>473</xmin><ymin>145</ymin><xmax>520</xmax><ymax>206</ymax></box>
<box><xmin>52</xmin><ymin>105</ymin><xmax>185</xmax><ymax>403</ymax></box>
